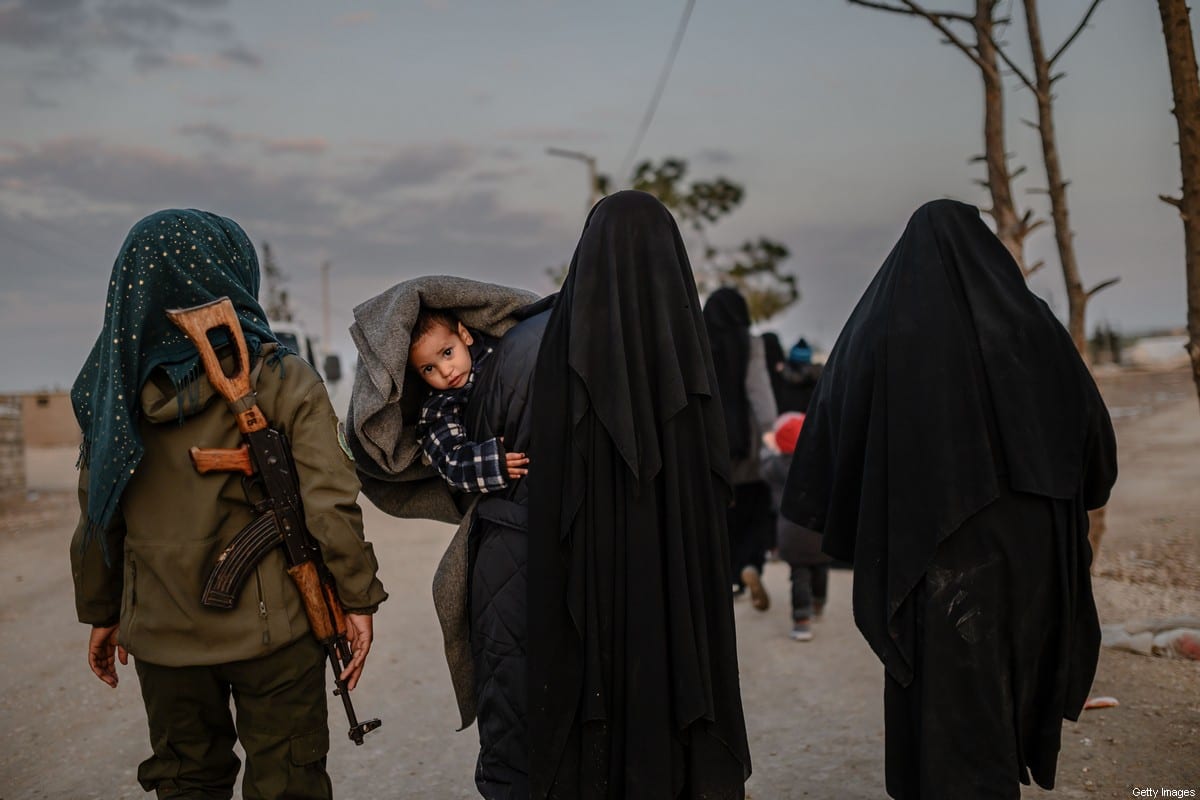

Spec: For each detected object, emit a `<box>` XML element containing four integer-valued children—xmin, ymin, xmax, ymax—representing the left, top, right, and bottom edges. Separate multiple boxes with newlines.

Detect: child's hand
<box><xmin>505</xmin><ymin>450</ymin><xmax>530</xmax><ymax>480</ymax></box>
<box><xmin>88</xmin><ymin>624</ymin><xmax>127</xmax><ymax>688</ymax></box>
<box><xmin>340</xmin><ymin>613</ymin><xmax>374</xmax><ymax>691</ymax></box>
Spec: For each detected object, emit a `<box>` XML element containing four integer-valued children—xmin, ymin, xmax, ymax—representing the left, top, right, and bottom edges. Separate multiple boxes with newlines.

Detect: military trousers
<box><xmin>134</xmin><ymin>634</ymin><xmax>331</xmax><ymax>800</ymax></box>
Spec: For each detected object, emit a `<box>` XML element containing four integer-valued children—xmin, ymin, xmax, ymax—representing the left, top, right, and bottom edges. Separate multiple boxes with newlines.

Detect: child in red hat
<box><xmin>762</xmin><ymin>412</ymin><xmax>831</xmax><ymax>641</ymax></box>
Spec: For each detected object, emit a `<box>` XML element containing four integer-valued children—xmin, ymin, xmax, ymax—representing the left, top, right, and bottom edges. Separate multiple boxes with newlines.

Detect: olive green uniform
<box><xmin>72</xmin><ymin>346</ymin><xmax>387</xmax><ymax>799</ymax></box>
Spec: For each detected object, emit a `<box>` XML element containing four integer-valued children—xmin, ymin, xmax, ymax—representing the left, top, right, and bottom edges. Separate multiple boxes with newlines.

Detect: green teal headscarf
<box><xmin>71</xmin><ymin>209</ymin><xmax>278</xmax><ymax>560</ymax></box>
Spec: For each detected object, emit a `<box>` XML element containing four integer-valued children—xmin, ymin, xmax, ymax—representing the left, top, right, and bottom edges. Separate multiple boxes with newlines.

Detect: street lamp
<box><xmin>546</xmin><ymin>147</ymin><xmax>601</xmax><ymax>213</ymax></box>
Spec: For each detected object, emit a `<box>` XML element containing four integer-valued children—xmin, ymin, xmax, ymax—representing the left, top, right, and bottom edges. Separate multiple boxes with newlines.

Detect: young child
<box><xmin>72</xmin><ymin>209</ymin><xmax>386</xmax><ymax>799</ymax></box>
<box><xmin>761</xmin><ymin>411</ymin><xmax>831</xmax><ymax>641</ymax></box>
<box><xmin>410</xmin><ymin>307</ymin><xmax>529</xmax><ymax>492</ymax></box>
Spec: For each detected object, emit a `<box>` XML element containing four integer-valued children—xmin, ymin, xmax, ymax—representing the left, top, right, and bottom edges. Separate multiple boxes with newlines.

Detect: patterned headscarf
<box><xmin>71</xmin><ymin>209</ymin><xmax>278</xmax><ymax>559</ymax></box>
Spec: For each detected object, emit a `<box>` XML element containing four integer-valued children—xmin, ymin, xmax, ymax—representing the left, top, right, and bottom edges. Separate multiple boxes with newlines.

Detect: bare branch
<box><xmin>847</xmin><ymin>0</ymin><xmax>921</xmax><ymax>15</ymax></box>
<box><xmin>1050</xmin><ymin>0</ymin><xmax>1105</xmax><ymax>67</ymax></box>
<box><xmin>1023</xmin><ymin>259</ymin><xmax>1046</xmax><ymax>278</ymax></box>
<box><xmin>1018</xmin><ymin>208</ymin><xmax>1047</xmax><ymax>237</ymax></box>
<box><xmin>1160</xmin><ymin>193</ymin><xmax>1184</xmax><ymax>209</ymax></box>
<box><xmin>1085</xmin><ymin>276</ymin><xmax>1120</xmax><ymax>299</ymax></box>
<box><xmin>991</xmin><ymin>38</ymin><xmax>1038</xmax><ymax>92</ymax></box>
<box><xmin>973</xmin><ymin>178</ymin><xmax>991</xmax><ymax>189</ymax></box>
<box><xmin>847</xmin><ymin>0</ymin><xmax>974</xmax><ymax>22</ymax></box>
<box><xmin>1021</xmin><ymin>117</ymin><xmax>1039</xmax><ymax>129</ymax></box>
<box><xmin>885</xmin><ymin>0</ymin><xmax>991</xmax><ymax>72</ymax></box>
<box><xmin>1011</xmin><ymin>164</ymin><xmax>1027</xmax><ymax>180</ymax></box>
<box><xmin>968</xmin><ymin>154</ymin><xmax>987</xmax><ymax>163</ymax></box>
<box><xmin>1028</xmin><ymin>187</ymin><xmax>1050</xmax><ymax>195</ymax></box>
<box><xmin>906</xmin><ymin>1</ymin><xmax>989</xmax><ymax>68</ymax></box>
<box><xmin>1025</xmin><ymin>218</ymin><xmax>1048</xmax><ymax>236</ymax></box>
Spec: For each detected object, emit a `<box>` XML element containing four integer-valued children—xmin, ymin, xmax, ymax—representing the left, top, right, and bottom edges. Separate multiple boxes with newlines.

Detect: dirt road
<box><xmin>0</xmin><ymin>493</ymin><xmax>884</xmax><ymax>799</ymax></box>
<box><xmin>0</xmin><ymin>368</ymin><xmax>1196</xmax><ymax>798</ymax></box>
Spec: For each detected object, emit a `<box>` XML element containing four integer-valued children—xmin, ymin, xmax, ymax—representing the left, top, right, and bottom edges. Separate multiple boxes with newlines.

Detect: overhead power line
<box><xmin>618</xmin><ymin>0</ymin><xmax>696</xmax><ymax>185</ymax></box>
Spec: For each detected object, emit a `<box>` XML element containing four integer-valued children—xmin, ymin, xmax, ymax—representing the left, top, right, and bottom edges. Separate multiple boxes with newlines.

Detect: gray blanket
<box><xmin>345</xmin><ymin>275</ymin><xmax>540</xmax><ymax>728</ymax></box>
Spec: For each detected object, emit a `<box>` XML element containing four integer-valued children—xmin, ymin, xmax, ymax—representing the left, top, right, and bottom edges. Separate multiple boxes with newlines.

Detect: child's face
<box><xmin>411</xmin><ymin>321</ymin><xmax>474</xmax><ymax>391</ymax></box>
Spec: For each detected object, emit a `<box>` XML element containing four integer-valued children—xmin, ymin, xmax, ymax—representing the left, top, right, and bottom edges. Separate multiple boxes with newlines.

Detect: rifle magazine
<box><xmin>201</xmin><ymin>511</ymin><xmax>283</xmax><ymax>610</ymax></box>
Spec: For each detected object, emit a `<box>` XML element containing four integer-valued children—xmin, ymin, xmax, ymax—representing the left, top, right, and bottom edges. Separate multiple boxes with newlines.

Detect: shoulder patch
<box><xmin>337</xmin><ymin>421</ymin><xmax>355</xmax><ymax>462</ymax></box>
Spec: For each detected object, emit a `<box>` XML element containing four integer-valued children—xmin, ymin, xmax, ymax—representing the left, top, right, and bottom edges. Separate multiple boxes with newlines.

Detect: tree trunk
<box><xmin>1024</xmin><ymin>0</ymin><xmax>1089</xmax><ymax>355</ymax></box>
<box><xmin>1158</xmin><ymin>0</ymin><xmax>1200</xmax><ymax>412</ymax></box>
<box><xmin>976</xmin><ymin>2</ymin><xmax>1028</xmax><ymax>274</ymax></box>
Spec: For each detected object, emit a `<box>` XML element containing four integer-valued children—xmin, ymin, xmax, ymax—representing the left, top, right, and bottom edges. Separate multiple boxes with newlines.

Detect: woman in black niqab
<box><xmin>528</xmin><ymin>190</ymin><xmax>751</xmax><ymax>799</ymax></box>
<box><xmin>704</xmin><ymin>288</ymin><xmax>753</xmax><ymax>461</ymax></box>
<box><xmin>702</xmin><ymin>288</ymin><xmax>778</xmax><ymax>601</ymax></box>
<box><xmin>782</xmin><ymin>199</ymin><xmax>1117</xmax><ymax>799</ymax></box>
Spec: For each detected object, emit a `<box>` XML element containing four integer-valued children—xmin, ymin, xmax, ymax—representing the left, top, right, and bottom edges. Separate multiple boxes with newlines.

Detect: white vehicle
<box><xmin>272</xmin><ymin>321</ymin><xmax>343</xmax><ymax>384</ymax></box>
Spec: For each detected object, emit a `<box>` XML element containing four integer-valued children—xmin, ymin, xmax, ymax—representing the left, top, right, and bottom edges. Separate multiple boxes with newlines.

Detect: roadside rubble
<box><xmin>1101</xmin><ymin>615</ymin><xmax>1200</xmax><ymax>660</ymax></box>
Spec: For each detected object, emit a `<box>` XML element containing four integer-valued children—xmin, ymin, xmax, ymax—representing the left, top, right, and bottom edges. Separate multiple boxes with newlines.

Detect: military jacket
<box><xmin>71</xmin><ymin>345</ymin><xmax>387</xmax><ymax>666</ymax></box>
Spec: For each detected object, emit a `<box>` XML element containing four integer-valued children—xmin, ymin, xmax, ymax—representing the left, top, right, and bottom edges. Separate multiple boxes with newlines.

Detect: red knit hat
<box><xmin>773</xmin><ymin>412</ymin><xmax>806</xmax><ymax>455</ymax></box>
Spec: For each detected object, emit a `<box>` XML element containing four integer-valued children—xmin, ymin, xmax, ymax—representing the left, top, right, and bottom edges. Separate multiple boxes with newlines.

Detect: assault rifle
<box><xmin>166</xmin><ymin>297</ymin><xmax>381</xmax><ymax>746</ymax></box>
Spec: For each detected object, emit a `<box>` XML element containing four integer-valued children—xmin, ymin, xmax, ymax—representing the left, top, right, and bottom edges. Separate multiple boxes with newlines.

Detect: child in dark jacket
<box><xmin>410</xmin><ymin>307</ymin><xmax>529</xmax><ymax>492</ymax></box>
<box><xmin>761</xmin><ymin>412</ymin><xmax>832</xmax><ymax>641</ymax></box>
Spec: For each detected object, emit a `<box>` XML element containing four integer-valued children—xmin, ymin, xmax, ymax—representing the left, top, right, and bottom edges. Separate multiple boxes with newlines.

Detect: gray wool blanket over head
<box><xmin>346</xmin><ymin>275</ymin><xmax>540</xmax><ymax>728</ymax></box>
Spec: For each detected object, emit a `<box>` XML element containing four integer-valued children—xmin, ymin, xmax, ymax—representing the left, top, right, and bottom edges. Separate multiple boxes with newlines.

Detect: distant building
<box><xmin>0</xmin><ymin>391</ymin><xmax>81</xmax><ymax>493</ymax></box>
<box><xmin>19</xmin><ymin>391</ymin><xmax>80</xmax><ymax>447</ymax></box>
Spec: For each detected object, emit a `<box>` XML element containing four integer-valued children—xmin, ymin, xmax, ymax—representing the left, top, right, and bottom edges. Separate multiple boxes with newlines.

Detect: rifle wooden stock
<box><xmin>165</xmin><ymin>298</ymin><xmax>268</xmax><ymax>434</ymax></box>
<box><xmin>287</xmin><ymin>561</ymin><xmax>351</xmax><ymax>642</ymax></box>
<box><xmin>190</xmin><ymin>445</ymin><xmax>254</xmax><ymax>476</ymax></box>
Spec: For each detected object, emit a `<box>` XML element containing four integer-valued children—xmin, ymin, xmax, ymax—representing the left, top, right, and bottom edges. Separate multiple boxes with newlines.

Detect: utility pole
<box><xmin>317</xmin><ymin>259</ymin><xmax>344</xmax><ymax>385</ymax></box>
<box><xmin>320</xmin><ymin>260</ymin><xmax>331</xmax><ymax>354</ymax></box>
<box><xmin>546</xmin><ymin>147</ymin><xmax>601</xmax><ymax>213</ymax></box>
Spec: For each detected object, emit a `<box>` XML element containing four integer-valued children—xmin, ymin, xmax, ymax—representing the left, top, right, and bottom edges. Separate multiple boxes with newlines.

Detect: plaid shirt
<box><xmin>415</xmin><ymin>344</ymin><xmax>508</xmax><ymax>493</ymax></box>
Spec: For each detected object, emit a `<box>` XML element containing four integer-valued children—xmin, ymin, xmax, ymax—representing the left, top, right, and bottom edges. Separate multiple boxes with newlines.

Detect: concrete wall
<box><xmin>25</xmin><ymin>446</ymin><xmax>79</xmax><ymax>492</ymax></box>
<box><xmin>0</xmin><ymin>392</ymin><xmax>80</xmax><ymax>493</ymax></box>
<box><xmin>0</xmin><ymin>398</ymin><xmax>23</xmax><ymax>494</ymax></box>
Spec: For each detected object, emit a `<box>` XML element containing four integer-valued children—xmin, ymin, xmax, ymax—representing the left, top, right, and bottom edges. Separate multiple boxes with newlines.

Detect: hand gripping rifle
<box><xmin>166</xmin><ymin>297</ymin><xmax>381</xmax><ymax>746</ymax></box>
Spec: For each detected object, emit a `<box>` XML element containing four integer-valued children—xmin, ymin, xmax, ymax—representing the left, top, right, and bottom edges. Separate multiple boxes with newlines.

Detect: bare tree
<box><xmin>853</xmin><ymin>1</ymin><xmax>1117</xmax><ymax>560</ymax></box>
<box><xmin>849</xmin><ymin>0</ymin><xmax>1045</xmax><ymax>276</ymax></box>
<box><xmin>547</xmin><ymin>158</ymin><xmax>799</xmax><ymax>322</ymax></box>
<box><xmin>987</xmin><ymin>0</ymin><xmax>1118</xmax><ymax>355</ymax></box>
<box><xmin>1157</xmin><ymin>0</ymin><xmax>1200</xmax><ymax>410</ymax></box>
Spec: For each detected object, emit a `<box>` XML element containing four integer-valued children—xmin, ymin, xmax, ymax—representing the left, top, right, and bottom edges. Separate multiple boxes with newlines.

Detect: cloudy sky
<box><xmin>0</xmin><ymin>0</ymin><xmax>1191</xmax><ymax>393</ymax></box>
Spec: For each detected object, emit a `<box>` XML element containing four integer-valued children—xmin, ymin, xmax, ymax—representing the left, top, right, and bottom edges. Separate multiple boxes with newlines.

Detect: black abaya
<box><xmin>883</xmin><ymin>484</ymin><xmax>1103</xmax><ymax>799</ymax></box>
<box><xmin>527</xmin><ymin>191</ymin><xmax>751</xmax><ymax>799</ymax></box>
<box><xmin>782</xmin><ymin>199</ymin><xmax>1117</xmax><ymax>796</ymax></box>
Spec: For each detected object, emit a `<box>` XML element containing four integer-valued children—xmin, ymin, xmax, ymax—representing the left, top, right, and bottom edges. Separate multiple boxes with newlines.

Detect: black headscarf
<box><xmin>71</xmin><ymin>209</ymin><xmax>277</xmax><ymax>561</ymax></box>
<box><xmin>528</xmin><ymin>191</ymin><xmax>751</xmax><ymax>798</ymax></box>
<box><xmin>782</xmin><ymin>199</ymin><xmax>1116</xmax><ymax>686</ymax></box>
<box><xmin>703</xmin><ymin>287</ymin><xmax>752</xmax><ymax>460</ymax></box>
